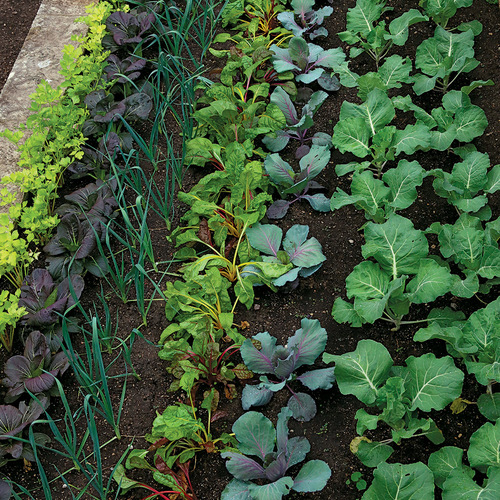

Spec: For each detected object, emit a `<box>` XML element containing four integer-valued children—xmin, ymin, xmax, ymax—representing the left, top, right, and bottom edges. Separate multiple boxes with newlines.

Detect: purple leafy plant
<box><xmin>239</xmin><ymin>318</ymin><xmax>335</xmax><ymax>421</ymax></box>
<box><xmin>0</xmin><ymin>396</ymin><xmax>50</xmax><ymax>464</ymax></box>
<box><xmin>18</xmin><ymin>270</ymin><xmax>84</xmax><ymax>328</ymax></box>
<box><xmin>2</xmin><ymin>331</ymin><xmax>69</xmax><ymax>402</ymax></box>
<box><xmin>103</xmin><ymin>11</ymin><xmax>155</xmax><ymax>52</ymax></box>
<box><xmin>277</xmin><ymin>0</ymin><xmax>333</xmax><ymax>40</ymax></box>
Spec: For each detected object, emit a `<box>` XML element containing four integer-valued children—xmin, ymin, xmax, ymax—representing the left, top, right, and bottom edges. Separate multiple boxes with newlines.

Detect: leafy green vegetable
<box><xmin>240</xmin><ymin>318</ymin><xmax>334</xmax><ymax>421</ymax></box>
<box><xmin>332</xmin><ymin>215</ymin><xmax>454</xmax><ymax>329</ymax></box>
<box><xmin>414</xmin><ymin>25</ymin><xmax>480</xmax><ymax>94</ymax></box>
<box><xmin>221</xmin><ymin>407</ymin><xmax>331</xmax><ymax>499</ymax></box>
<box><xmin>324</xmin><ymin>340</ymin><xmax>464</xmax><ymax>466</ymax></box>
<box><xmin>277</xmin><ymin>0</ymin><xmax>333</xmax><ymax>40</ymax></box>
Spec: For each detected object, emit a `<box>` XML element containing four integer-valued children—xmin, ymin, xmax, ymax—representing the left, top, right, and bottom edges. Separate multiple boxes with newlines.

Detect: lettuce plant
<box><xmin>263</xmin><ymin>87</ymin><xmax>331</xmax><ymax>158</ymax></box>
<box><xmin>240</xmin><ymin>318</ymin><xmax>334</xmax><ymax>421</ymax></box>
<box><xmin>263</xmin><ymin>145</ymin><xmax>331</xmax><ymax>219</ymax></box>
<box><xmin>277</xmin><ymin>0</ymin><xmax>333</xmax><ymax>40</ymax></box>
<box><xmin>221</xmin><ymin>407</ymin><xmax>331</xmax><ymax>499</ymax></box>
<box><xmin>324</xmin><ymin>339</ymin><xmax>464</xmax><ymax>467</ymax></box>
<box><xmin>270</xmin><ymin>37</ymin><xmax>343</xmax><ymax>90</ymax></box>
<box><xmin>337</xmin><ymin>0</ymin><xmax>427</xmax><ymax>67</ymax></box>
<box><xmin>414</xmin><ymin>297</ymin><xmax>500</xmax><ymax>421</ymax></box>
<box><xmin>0</xmin><ymin>397</ymin><xmax>49</xmax><ymax>466</ymax></box>
<box><xmin>2</xmin><ymin>331</ymin><xmax>69</xmax><ymax>402</ymax></box>
<box><xmin>245</xmin><ymin>224</ymin><xmax>326</xmax><ymax>287</ymax></box>
<box><xmin>18</xmin><ymin>270</ymin><xmax>84</xmax><ymax>328</ymax></box>
<box><xmin>332</xmin><ymin>214</ymin><xmax>454</xmax><ymax>330</ymax></box>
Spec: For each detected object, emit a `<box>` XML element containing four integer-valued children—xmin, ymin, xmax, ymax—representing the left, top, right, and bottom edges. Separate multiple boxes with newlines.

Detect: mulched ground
<box><xmin>0</xmin><ymin>0</ymin><xmax>42</xmax><ymax>92</ymax></box>
<box><xmin>1</xmin><ymin>1</ymin><xmax>500</xmax><ymax>499</ymax></box>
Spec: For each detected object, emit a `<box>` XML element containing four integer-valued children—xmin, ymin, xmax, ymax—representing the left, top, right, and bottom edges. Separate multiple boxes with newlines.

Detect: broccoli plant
<box><xmin>240</xmin><ymin>318</ymin><xmax>334</xmax><ymax>421</ymax></box>
<box><xmin>221</xmin><ymin>407</ymin><xmax>331</xmax><ymax>498</ymax></box>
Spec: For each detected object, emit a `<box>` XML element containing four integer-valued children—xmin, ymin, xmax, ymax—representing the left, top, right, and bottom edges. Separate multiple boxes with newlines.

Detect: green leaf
<box><xmin>264</xmin><ymin>153</ymin><xmax>295</xmax><ymax>187</ymax></box>
<box><xmin>221</xmin><ymin>479</ymin><xmax>252</xmax><ymax>500</ymax></box>
<box><xmin>246</xmin><ymin>224</ymin><xmax>282</xmax><ymax>257</ymax></box>
<box><xmin>428</xmin><ymin>446</ymin><xmax>472</xmax><ymax>489</ymax></box>
<box><xmin>299</xmin><ymin>145</ymin><xmax>331</xmax><ymax>180</ymax></box>
<box><xmin>405</xmin><ymin>258</ymin><xmax>453</xmax><ymax>304</ymax></box>
<box><xmin>443</xmin><ymin>467</ymin><xmax>500</xmax><ymax>500</ymax></box>
<box><xmin>344</xmin><ymin>170</ymin><xmax>391</xmax><ymax>218</ymax></box>
<box><xmin>232</xmin><ymin>412</ymin><xmax>275</xmax><ymax>460</ymax></box>
<box><xmin>248</xmin><ymin>477</ymin><xmax>294</xmax><ymax>500</ymax></box>
<box><xmin>386</xmin><ymin>10</ymin><xmax>428</xmax><ymax>46</ymax></box>
<box><xmin>332</xmin><ymin>117</ymin><xmax>371</xmax><ymax>157</ymax></box>
<box><xmin>362</xmin><ymin>214</ymin><xmax>428</xmax><ymax>278</ymax></box>
<box><xmin>341</xmin><ymin>88</ymin><xmax>395</xmax><ymax>136</ymax></box>
<box><xmin>362</xmin><ymin>462</ymin><xmax>434</xmax><ymax>500</ymax></box>
<box><xmin>478</xmin><ymin>393</ymin><xmax>500</xmax><ymax>422</ymax></box>
<box><xmin>345</xmin><ymin>0</ymin><xmax>385</xmax><ymax>37</ymax></box>
<box><xmin>468</xmin><ymin>419</ymin><xmax>500</xmax><ymax>472</ymax></box>
<box><xmin>485</xmin><ymin>165</ymin><xmax>500</xmax><ymax>193</ymax></box>
<box><xmin>330</xmin><ymin>298</ymin><xmax>364</xmax><ymax>327</ymax></box>
<box><xmin>454</xmin><ymin>105</ymin><xmax>488</xmax><ymax>143</ymax></box>
<box><xmin>356</xmin><ymin>440</ymin><xmax>394</xmax><ymax>468</ymax></box>
<box><xmin>383</xmin><ymin>160</ymin><xmax>425</xmax><ymax>210</ymax></box>
<box><xmin>405</xmin><ymin>354</ymin><xmax>464</xmax><ymax>412</ymax></box>
<box><xmin>392</xmin><ymin>123</ymin><xmax>431</xmax><ymax>155</ymax></box>
<box><xmin>292</xmin><ymin>460</ymin><xmax>331</xmax><ymax>492</ymax></box>
<box><xmin>378</xmin><ymin>55</ymin><xmax>413</xmax><ymax>88</ymax></box>
<box><xmin>326</xmin><ymin>339</ymin><xmax>393</xmax><ymax>405</ymax></box>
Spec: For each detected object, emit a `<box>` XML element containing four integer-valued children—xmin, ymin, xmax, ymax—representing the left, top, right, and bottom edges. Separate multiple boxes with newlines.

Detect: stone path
<box><xmin>0</xmin><ymin>0</ymin><xmax>89</xmax><ymax>212</ymax></box>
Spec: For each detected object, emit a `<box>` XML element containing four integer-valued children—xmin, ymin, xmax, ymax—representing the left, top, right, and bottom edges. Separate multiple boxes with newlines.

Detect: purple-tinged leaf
<box><xmin>288</xmin><ymin>392</ymin><xmax>317</xmax><ymax>422</ymax></box>
<box><xmin>296</xmin><ymin>144</ymin><xmax>310</xmax><ymax>159</ymax></box>
<box><xmin>296</xmin><ymin>67</ymin><xmax>324</xmax><ymax>84</ymax></box>
<box><xmin>0</xmin><ymin>479</ymin><xmax>12</xmax><ymax>499</ymax></box>
<box><xmin>299</xmin><ymin>145</ymin><xmax>330</xmax><ymax>180</ymax></box>
<box><xmin>265</xmin><ymin>453</ymin><xmax>289</xmax><ymax>481</ymax></box>
<box><xmin>274</xmin><ymin>350</ymin><xmax>297</xmax><ymax>380</ymax></box>
<box><xmin>276</xmin><ymin>407</ymin><xmax>293</xmax><ymax>453</ymax></box>
<box><xmin>221</xmin><ymin>479</ymin><xmax>251</xmax><ymax>500</ymax></box>
<box><xmin>248</xmin><ymin>477</ymin><xmax>294</xmax><ymax>499</ymax></box>
<box><xmin>0</xmin><ymin>406</ymin><xmax>24</xmax><ymax>439</ymax></box>
<box><xmin>241</xmin><ymin>385</ymin><xmax>274</xmax><ymax>410</ymax></box>
<box><xmin>292</xmin><ymin>460</ymin><xmax>331</xmax><ymax>492</ymax></box>
<box><xmin>284</xmin><ymin>226</ymin><xmax>326</xmax><ymax>269</ymax></box>
<box><xmin>123</xmin><ymin>92</ymin><xmax>153</xmax><ymax>121</ymax></box>
<box><xmin>24</xmin><ymin>372</ymin><xmax>57</xmax><ymax>394</ymax></box>
<box><xmin>286</xmin><ymin>437</ymin><xmax>311</xmax><ymax>469</ymax></box>
<box><xmin>273</xmin><ymin>267</ymin><xmax>300</xmax><ymax>287</ymax></box>
<box><xmin>264</xmin><ymin>153</ymin><xmax>295</xmax><ymax>187</ymax></box>
<box><xmin>222</xmin><ymin>452</ymin><xmax>267</xmax><ymax>481</ymax></box>
<box><xmin>302</xmin><ymin>193</ymin><xmax>331</xmax><ymax>212</ymax></box>
<box><xmin>297</xmin><ymin>368</ymin><xmax>336</xmax><ymax>390</ymax></box>
<box><xmin>94</xmin><ymin>100</ymin><xmax>127</xmax><ymax>123</ymax></box>
<box><xmin>263</xmin><ymin>130</ymin><xmax>291</xmax><ymax>152</ymax></box>
<box><xmin>288</xmin><ymin>37</ymin><xmax>309</xmax><ymax>70</ymax></box>
<box><xmin>318</xmin><ymin>73</ymin><xmax>341</xmax><ymax>91</ymax></box>
<box><xmin>267</xmin><ymin>200</ymin><xmax>291</xmax><ymax>220</ymax></box>
<box><xmin>288</xmin><ymin>318</ymin><xmax>328</xmax><ymax>369</ymax></box>
<box><xmin>232</xmin><ymin>412</ymin><xmax>275</xmax><ymax>460</ymax></box>
<box><xmin>270</xmin><ymin>87</ymin><xmax>299</xmax><ymax>126</ymax></box>
<box><xmin>246</xmin><ymin>224</ymin><xmax>283</xmax><ymax>257</ymax></box>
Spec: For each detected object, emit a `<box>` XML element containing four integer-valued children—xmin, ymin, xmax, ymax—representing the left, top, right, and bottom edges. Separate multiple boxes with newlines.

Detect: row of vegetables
<box><xmin>1</xmin><ymin>0</ymin><xmax>499</xmax><ymax>498</ymax></box>
<box><xmin>141</xmin><ymin>0</ymin><xmax>500</xmax><ymax>498</ymax></box>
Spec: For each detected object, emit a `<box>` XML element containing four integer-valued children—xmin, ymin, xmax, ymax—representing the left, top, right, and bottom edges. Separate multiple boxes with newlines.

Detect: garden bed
<box><xmin>1</xmin><ymin>0</ymin><xmax>500</xmax><ymax>499</ymax></box>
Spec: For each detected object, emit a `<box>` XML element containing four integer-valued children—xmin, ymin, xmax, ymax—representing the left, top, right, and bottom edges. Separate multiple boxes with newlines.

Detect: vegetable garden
<box><xmin>0</xmin><ymin>0</ymin><xmax>499</xmax><ymax>498</ymax></box>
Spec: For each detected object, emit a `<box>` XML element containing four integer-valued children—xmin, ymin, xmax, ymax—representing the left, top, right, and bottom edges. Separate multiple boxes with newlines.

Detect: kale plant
<box><xmin>103</xmin><ymin>11</ymin><xmax>155</xmax><ymax>53</ymax></box>
<box><xmin>264</xmin><ymin>145</ymin><xmax>331</xmax><ymax>218</ymax></box>
<box><xmin>240</xmin><ymin>318</ymin><xmax>335</xmax><ymax>421</ymax></box>
<box><xmin>270</xmin><ymin>37</ymin><xmax>343</xmax><ymax>91</ymax></box>
<box><xmin>263</xmin><ymin>87</ymin><xmax>331</xmax><ymax>158</ymax></box>
<box><xmin>2</xmin><ymin>331</ymin><xmax>69</xmax><ymax>402</ymax></box>
<box><xmin>245</xmin><ymin>224</ymin><xmax>326</xmax><ymax>288</ymax></box>
<box><xmin>221</xmin><ymin>407</ymin><xmax>331</xmax><ymax>498</ymax></box>
<box><xmin>277</xmin><ymin>0</ymin><xmax>333</xmax><ymax>40</ymax></box>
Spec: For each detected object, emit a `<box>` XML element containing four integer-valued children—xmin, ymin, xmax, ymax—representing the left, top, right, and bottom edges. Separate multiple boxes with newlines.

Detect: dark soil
<box><xmin>2</xmin><ymin>1</ymin><xmax>500</xmax><ymax>499</ymax></box>
<box><xmin>0</xmin><ymin>0</ymin><xmax>42</xmax><ymax>92</ymax></box>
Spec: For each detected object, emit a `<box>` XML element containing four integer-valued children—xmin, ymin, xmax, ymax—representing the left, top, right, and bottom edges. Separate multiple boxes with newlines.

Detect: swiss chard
<box><xmin>221</xmin><ymin>407</ymin><xmax>331</xmax><ymax>498</ymax></box>
<box><xmin>240</xmin><ymin>318</ymin><xmax>335</xmax><ymax>421</ymax></box>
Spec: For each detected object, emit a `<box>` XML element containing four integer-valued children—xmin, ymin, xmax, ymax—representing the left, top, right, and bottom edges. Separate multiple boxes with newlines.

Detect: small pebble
<box><xmin>348</xmin><ymin>239</ymin><xmax>354</xmax><ymax>244</ymax></box>
<box><xmin>254</xmin><ymin>304</ymin><xmax>260</xmax><ymax>310</ymax></box>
